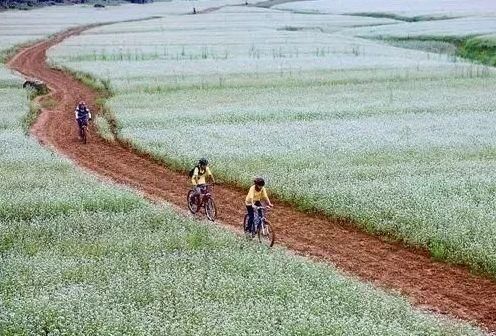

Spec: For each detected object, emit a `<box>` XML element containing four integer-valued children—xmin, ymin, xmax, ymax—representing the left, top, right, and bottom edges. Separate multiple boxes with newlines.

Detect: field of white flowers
<box><xmin>48</xmin><ymin>8</ymin><xmax>454</xmax><ymax>88</ymax></box>
<box><xmin>0</xmin><ymin>0</ymin><xmax>244</xmax><ymax>58</ymax></box>
<box><xmin>349</xmin><ymin>16</ymin><xmax>496</xmax><ymax>40</ymax></box>
<box><xmin>0</xmin><ymin>58</ymin><xmax>481</xmax><ymax>334</ymax></box>
<box><xmin>48</xmin><ymin>3</ymin><xmax>496</xmax><ymax>275</ymax></box>
<box><xmin>274</xmin><ymin>0</ymin><xmax>496</xmax><ymax>17</ymax></box>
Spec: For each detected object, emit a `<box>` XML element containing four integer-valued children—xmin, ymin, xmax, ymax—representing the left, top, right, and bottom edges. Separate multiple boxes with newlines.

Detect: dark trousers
<box><xmin>191</xmin><ymin>184</ymin><xmax>206</xmax><ymax>206</ymax></box>
<box><xmin>77</xmin><ymin>118</ymin><xmax>88</xmax><ymax>137</ymax></box>
<box><xmin>246</xmin><ymin>201</ymin><xmax>262</xmax><ymax>233</ymax></box>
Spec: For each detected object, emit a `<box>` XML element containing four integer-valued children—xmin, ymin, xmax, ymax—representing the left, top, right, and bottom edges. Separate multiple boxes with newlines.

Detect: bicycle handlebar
<box><xmin>252</xmin><ymin>205</ymin><xmax>272</xmax><ymax>210</ymax></box>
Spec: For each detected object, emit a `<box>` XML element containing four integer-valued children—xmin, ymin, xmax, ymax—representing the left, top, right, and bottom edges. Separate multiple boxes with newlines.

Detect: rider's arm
<box><xmin>262</xmin><ymin>188</ymin><xmax>273</xmax><ymax>207</ymax></box>
<box><xmin>74</xmin><ymin>108</ymin><xmax>78</xmax><ymax>120</ymax></box>
<box><xmin>206</xmin><ymin>167</ymin><xmax>215</xmax><ymax>184</ymax></box>
<box><xmin>88</xmin><ymin>110</ymin><xmax>92</xmax><ymax>120</ymax></box>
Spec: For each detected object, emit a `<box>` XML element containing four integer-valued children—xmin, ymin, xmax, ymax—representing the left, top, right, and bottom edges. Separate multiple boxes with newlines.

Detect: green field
<box><xmin>1</xmin><ymin>1</ymin><xmax>495</xmax><ymax>334</ymax></box>
<box><xmin>46</xmin><ymin>5</ymin><xmax>496</xmax><ymax>275</ymax></box>
<box><xmin>0</xmin><ymin>61</ymin><xmax>482</xmax><ymax>334</ymax></box>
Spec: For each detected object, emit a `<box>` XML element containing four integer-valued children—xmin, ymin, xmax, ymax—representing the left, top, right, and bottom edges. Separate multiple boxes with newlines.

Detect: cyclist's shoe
<box><xmin>244</xmin><ymin>230</ymin><xmax>254</xmax><ymax>239</ymax></box>
<box><xmin>244</xmin><ymin>225</ymin><xmax>252</xmax><ymax>236</ymax></box>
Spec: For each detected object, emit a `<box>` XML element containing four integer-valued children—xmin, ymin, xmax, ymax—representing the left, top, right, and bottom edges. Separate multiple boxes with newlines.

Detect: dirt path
<box><xmin>7</xmin><ymin>26</ymin><xmax>496</xmax><ymax>332</ymax></box>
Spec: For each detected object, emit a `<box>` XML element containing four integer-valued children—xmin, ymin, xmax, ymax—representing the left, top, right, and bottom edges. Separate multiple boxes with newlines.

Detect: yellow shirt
<box><xmin>191</xmin><ymin>166</ymin><xmax>212</xmax><ymax>186</ymax></box>
<box><xmin>245</xmin><ymin>185</ymin><xmax>269</xmax><ymax>205</ymax></box>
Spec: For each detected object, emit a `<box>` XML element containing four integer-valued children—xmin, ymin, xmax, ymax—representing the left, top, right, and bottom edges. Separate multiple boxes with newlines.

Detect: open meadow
<box><xmin>0</xmin><ymin>55</ymin><xmax>482</xmax><ymax>336</ymax></box>
<box><xmin>1</xmin><ymin>0</ymin><xmax>496</xmax><ymax>334</ymax></box>
<box><xmin>47</xmin><ymin>3</ymin><xmax>496</xmax><ymax>276</ymax></box>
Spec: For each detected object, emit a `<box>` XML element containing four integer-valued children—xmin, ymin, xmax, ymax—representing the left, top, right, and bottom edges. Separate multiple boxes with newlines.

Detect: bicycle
<box><xmin>187</xmin><ymin>184</ymin><xmax>217</xmax><ymax>221</ymax></box>
<box><xmin>77</xmin><ymin>118</ymin><xmax>90</xmax><ymax>144</ymax></box>
<box><xmin>243</xmin><ymin>205</ymin><xmax>275</xmax><ymax>247</ymax></box>
<box><xmin>80</xmin><ymin>124</ymin><xmax>88</xmax><ymax>144</ymax></box>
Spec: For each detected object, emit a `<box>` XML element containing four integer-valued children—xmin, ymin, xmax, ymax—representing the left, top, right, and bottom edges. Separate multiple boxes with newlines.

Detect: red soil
<box><xmin>7</xmin><ymin>27</ymin><xmax>496</xmax><ymax>332</ymax></box>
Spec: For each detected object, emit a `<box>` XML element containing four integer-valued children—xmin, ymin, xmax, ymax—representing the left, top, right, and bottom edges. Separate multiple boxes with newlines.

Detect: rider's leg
<box><xmin>190</xmin><ymin>185</ymin><xmax>198</xmax><ymax>198</ymax></box>
<box><xmin>77</xmin><ymin>119</ymin><xmax>83</xmax><ymax>138</ymax></box>
<box><xmin>191</xmin><ymin>186</ymin><xmax>199</xmax><ymax>203</ymax></box>
<box><xmin>194</xmin><ymin>184</ymin><xmax>205</xmax><ymax>208</ymax></box>
<box><xmin>246</xmin><ymin>205</ymin><xmax>254</xmax><ymax>233</ymax></box>
<box><xmin>254</xmin><ymin>201</ymin><xmax>262</xmax><ymax>231</ymax></box>
<box><xmin>255</xmin><ymin>201</ymin><xmax>262</xmax><ymax>215</ymax></box>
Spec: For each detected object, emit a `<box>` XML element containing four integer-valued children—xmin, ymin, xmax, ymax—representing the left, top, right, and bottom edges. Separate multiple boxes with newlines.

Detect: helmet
<box><xmin>198</xmin><ymin>158</ymin><xmax>208</xmax><ymax>166</ymax></box>
<box><xmin>254</xmin><ymin>177</ymin><xmax>265</xmax><ymax>187</ymax></box>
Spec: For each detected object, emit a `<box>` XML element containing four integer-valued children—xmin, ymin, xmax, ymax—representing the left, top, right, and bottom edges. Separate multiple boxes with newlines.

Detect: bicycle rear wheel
<box><xmin>257</xmin><ymin>220</ymin><xmax>275</xmax><ymax>247</ymax></box>
<box><xmin>187</xmin><ymin>190</ymin><xmax>198</xmax><ymax>214</ymax></box>
<box><xmin>205</xmin><ymin>198</ymin><xmax>217</xmax><ymax>221</ymax></box>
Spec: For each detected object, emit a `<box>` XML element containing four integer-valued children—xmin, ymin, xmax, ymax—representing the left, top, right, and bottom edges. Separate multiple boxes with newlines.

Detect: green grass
<box><xmin>459</xmin><ymin>35</ymin><xmax>496</xmax><ymax>66</ymax></box>
<box><xmin>0</xmin><ymin>44</ymin><xmax>27</xmax><ymax>64</ymax></box>
<box><xmin>50</xmin><ymin>65</ymin><xmax>113</xmax><ymax>97</ymax></box>
<box><xmin>46</xmin><ymin>7</ymin><xmax>496</xmax><ymax>277</ymax></box>
<box><xmin>0</xmin><ymin>58</ymin><xmax>483</xmax><ymax>335</ymax></box>
<box><xmin>347</xmin><ymin>12</ymin><xmax>457</xmax><ymax>23</ymax></box>
<box><xmin>2</xmin><ymin>6</ymin><xmax>494</xmax><ymax>332</ymax></box>
<box><xmin>1</xmin><ymin>206</ymin><xmax>483</xmax><ymax>335</ymax></box>
<box><xmin>105</xmin><ymin>71</ymin><xmax>496</xmax><ymax>278</ymax></box>
<box><xmin>381</xmin><ymin>35</ymin><xmax>496</xmax><ymax>67</ymax></box>
<box><xmin>95</xmin><ymin>115</ymin><xmax>115</xmax><ymax>141</ymax></box>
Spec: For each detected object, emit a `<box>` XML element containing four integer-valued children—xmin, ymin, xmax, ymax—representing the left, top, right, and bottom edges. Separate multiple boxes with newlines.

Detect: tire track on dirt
<box><xmin>7</xmin><ymin>26</ymin><xmax>496</xmax><ymax>332</ymax></box>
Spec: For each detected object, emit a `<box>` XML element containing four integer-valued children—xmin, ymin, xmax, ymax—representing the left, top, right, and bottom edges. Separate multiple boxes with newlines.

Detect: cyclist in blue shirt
<box><xmin>75</xmin><ymin>101</ymin><xmax>91</xmax><ymax>139</ymax></box>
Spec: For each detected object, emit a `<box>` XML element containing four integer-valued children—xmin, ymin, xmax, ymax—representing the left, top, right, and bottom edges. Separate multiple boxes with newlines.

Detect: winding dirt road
<box><xmin>7</xmin><ymin>26</ymin><xmax>496</xmax><ymax>332</ymax></box>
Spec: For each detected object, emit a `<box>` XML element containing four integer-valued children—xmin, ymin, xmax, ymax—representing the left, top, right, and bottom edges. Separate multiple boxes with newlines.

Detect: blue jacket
<box><xmin>75</xmin><ymin>105</ymin><xmax>91</xmax><ymax>120</ymax></box>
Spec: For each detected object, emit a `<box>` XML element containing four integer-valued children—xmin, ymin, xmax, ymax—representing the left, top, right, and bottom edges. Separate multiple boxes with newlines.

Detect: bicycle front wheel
<box><xmin>205</xmin><ymin>198</ymin><xmax>217</xmax><ymax>221</ymax></box>
<box><xmin>82</xmin><ymin>126</ymin><xmax>87</xmax><ymax>144</ymax></box>
<box><xmin>257</xmin><ymin>220</ymin><xmax>275</xmax><ymax>247</ymax></box>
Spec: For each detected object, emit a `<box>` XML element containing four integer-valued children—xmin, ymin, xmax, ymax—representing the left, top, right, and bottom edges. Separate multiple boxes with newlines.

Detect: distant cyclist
<box><xmin>245</xmin><ymin>177</ymin><xmax>273</xmax><ymax>233</ymax></box>
<box><xmin>75</xmin><ymin>101</ymin><xmax>91</xmax><ymax>139</ymax></box>
<box><xmin>190</xmin><ymin>158</ymin><xmax>215</xmax><ymax>207</ymax></box>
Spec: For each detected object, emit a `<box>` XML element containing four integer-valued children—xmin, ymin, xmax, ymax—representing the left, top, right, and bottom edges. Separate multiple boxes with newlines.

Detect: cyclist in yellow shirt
<box><xmin>245</xmin><ymin>177</ymin><xmax>273</xmax><ymax>233</ymax></box>
<box><xmin>191</xmin><ymin>158</ymin><xmax>215</xmax><ymax>207</ymax></box>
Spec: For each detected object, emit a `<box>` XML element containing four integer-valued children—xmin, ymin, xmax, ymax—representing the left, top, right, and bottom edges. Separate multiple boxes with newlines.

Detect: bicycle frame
<box><xmin>187</xmin><ymin>184</ymin><xmax>217</xmax><ymax>221</ymax></box>
<box><xmin>252</xmin><ymin>205</ymin><xmax>269</xmax><ymax>232</ymax></box>
<box><xmin>197</xmin><ymin>184</ymin><xmax>213</xmax><ymax>206</ymax></box>
<box><xmin>244</xmin><ymin>205</ymin><xmax>274</xmax><ymax>246</ymax></box>
<box><xmin>77</xmin><ymin>118</ymin><xmax>89</xmax><ymax>143</ymax></box>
